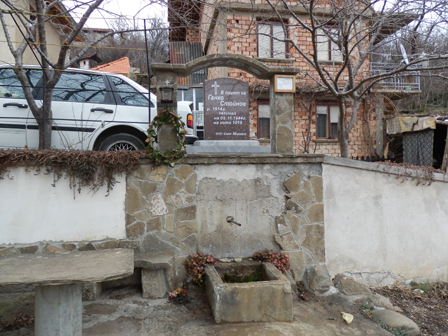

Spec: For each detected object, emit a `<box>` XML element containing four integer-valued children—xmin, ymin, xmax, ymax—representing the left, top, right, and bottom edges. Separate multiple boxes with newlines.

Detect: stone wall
<box><xmin>125</xmin><ymin>155</ymin><xmax>325</xmax><ymax>284</ymax></box>
<box><xmin>0</xmin><ymin>155</ymin><xmax>326</xmax><ymax>288</ymax></box>
<box><xmin>4</xmin><ymin>155</ymin><xmax>448</xmax><ymax>288</ymax></box>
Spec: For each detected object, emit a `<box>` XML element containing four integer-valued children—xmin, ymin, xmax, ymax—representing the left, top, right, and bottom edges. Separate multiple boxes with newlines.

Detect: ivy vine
<box><xmin>146</xmin><ymin>108</ymin><xmax>187</xmax><ymax>166</ymax></box>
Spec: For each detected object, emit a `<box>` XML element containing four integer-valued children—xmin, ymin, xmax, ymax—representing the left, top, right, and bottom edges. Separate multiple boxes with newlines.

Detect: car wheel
<box><xmin>99</xmin><ymin>134</ymin><xmax>145</xmax><ymax>151</ymax></box>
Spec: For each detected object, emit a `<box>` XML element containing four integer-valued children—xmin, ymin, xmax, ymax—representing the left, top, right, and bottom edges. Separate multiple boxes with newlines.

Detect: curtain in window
<box><xmin>273</xmin><ymin>25</ymin><xmax>285</xmax><ymax>59</ymax></box>
<box><xmin>258</xmin><ymin>24</ymin><xmax>271</xmax><ymax>58</ymax></box>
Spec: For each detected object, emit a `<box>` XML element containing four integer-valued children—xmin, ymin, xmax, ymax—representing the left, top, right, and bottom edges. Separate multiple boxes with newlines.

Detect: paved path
<box><xmin>0</xmin><ymin>285</ymin><xmax>392</xmax><ymax>336</ymax></box>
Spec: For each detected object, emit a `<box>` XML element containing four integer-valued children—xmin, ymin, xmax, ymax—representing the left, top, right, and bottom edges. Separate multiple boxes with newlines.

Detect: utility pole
<box><xmin>144</xmin><ymin>19</ymin><xmax>152</xmax><ymax>125</ymax></box>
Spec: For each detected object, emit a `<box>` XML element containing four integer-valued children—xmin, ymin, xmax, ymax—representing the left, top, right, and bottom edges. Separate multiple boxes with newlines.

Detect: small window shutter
<box><xmin>316</xmin><ymin>29</ymin><xmax>329</xmax><ymax>61</ymax></box>
<box><xmin>316</xmin><ymin>105</ymin><xmax>328</xmax><ymax>138</ymax></box>
<box><xmin>330</xmin><ymin>106</ymin><xmax>339</xmax><ymax>123</ymax></box>
<box><xmin>258</xmin><ymin>24</ymin><xmax>271</xmax><ymax>58</ymax></box>
<box><xmin>272</xmin><ymin>25</ymin><xmax>285</xmax><ymax>59</ymax></box>
<box><xmin>258</xmin><ymin>104</ymin><xmax>270</xmax><ymax>118</ymax></box>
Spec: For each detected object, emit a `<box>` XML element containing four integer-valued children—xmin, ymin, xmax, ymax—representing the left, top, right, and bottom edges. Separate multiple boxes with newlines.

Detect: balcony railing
<box><xmin>370</xmin><ymin>62</ymin><xmax>420</xmax><ymax>91</ymax></box>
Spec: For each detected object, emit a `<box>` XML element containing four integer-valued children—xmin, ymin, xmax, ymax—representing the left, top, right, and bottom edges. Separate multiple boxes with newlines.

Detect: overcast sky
<box><xmin>72</xmin><ymin>0</ymin><xmax>166</xmax><ymax>29</ymax></box>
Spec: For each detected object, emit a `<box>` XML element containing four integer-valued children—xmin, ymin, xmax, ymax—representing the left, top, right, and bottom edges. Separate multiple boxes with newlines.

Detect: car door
<box><xmin>26</xmin><ymin>70</ymin><xmax>117</xmax><ymax>150</ymax></box>
<box><xmin>0</xmin><ymin>68</ymin><xmax>41</xmax><ymax>149</ymax></box>
<box><xmin>107</xmin><ymin>75</ymin><xmax>155</xmax><ymax>132</ymax></box>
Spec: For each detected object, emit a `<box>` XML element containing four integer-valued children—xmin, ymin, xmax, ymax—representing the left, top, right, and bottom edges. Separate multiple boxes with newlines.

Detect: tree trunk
<box><xmin>337</xmin><ymin>98</ymin><xmax>350</xmax><ymax>158</ymax></box>
<box><xmin>37</xmin><ymin>105</ymin><xmax>52</xmax><ymax>150</ymax></box>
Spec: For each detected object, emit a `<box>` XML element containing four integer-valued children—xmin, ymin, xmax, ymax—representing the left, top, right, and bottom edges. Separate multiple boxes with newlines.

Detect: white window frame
<box><xmin>257</xmin><ymin>22</ymin><xmax>287</xmax><ymax>59</ymax></box>
<box><xmin>257</xmin><ymin>100</ymin><xmax>270</xmax><ymax>139</ymax></box>
<box><xmin>316</xmin><ymin>28</ymin><xmax>343</xmax><ymax>62</ymax></box>
<box><xmin>316</xmin><ymin>103</ymin><xmax>339</xmax><ymax>139</ymax></box>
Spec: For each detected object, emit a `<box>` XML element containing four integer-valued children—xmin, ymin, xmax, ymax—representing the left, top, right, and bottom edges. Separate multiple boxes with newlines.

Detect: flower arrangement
<box><xmin>253</xmin><ymin>249</ymin><xmax>292</xmax><ymax>274</ymax></box>
<box><xmin>146</xmin><ymin>108</ymin><xmax>187</xmax><ymax>166</ymax></box>
<box><xmin>184</xmin><ymin>253</ymin><xmax>217</xmax><ymax>286</ymax></box>
<box><xmin>168</xmin><ymin>287</ymin><xmax>189</xmax><ymax>304</ymax></box>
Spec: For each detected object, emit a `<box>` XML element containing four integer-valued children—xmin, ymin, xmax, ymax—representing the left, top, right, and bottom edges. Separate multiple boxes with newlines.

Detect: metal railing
<box><xmin>370</xmin><ymin>62</ymin><xmax>420</xmax><ymax>91</ymax></box>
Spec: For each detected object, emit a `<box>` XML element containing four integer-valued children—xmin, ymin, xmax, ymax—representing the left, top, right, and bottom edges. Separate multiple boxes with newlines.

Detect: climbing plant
<box><xmin>146</xmin><ymin>108</ymin><xmax>187</xmax><ymax>167</ymax></box>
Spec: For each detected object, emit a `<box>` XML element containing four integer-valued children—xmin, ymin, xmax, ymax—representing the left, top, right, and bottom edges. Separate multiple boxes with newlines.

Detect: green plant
<box><xmin>184</xmin><ymin>253</ymin><xmax>217</xmax><ymax>286</ymax></box>
<box><xmin>358</xmin><ymin>302</ymin><xmax>375</xmax><ymax>318</ymax></box>
<box><xmin>410</xmin><ymin>282</ymin><xmax>433</xmax><ymax>294</ymax></box>
<box><xmin>146</xmin><ymin>108</ymin><xmax>187</xmax><ymax>167</ymax></box>
<box><xmin>358</xmin><ymin>302</ymin><xmax>409</xmax><ymax>336</ymax></box>
<box><xmin>372</xmin><ymin>316</ymin><xmax>410</xmax><ymax>336</ymax></box>
<box><xmin>252</xmin><ymin>250</ymin><xmax>292</xmax><ymax>274</ymax></box>
<box><xmin>222</xmin><ymin>269</ymin><xmax>264</xmax><ymax>283</ymax></box>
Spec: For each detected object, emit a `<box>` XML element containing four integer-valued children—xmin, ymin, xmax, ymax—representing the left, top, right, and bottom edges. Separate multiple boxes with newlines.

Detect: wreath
<box><xmin>146</xmin><ymin>108</ymin><xmax>187</xmax><ymax>166</ymax></box>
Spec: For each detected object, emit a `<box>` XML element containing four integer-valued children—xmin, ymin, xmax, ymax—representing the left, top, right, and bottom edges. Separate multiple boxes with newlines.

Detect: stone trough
<box><xmin>204</xmin><ymin>261</ymin><xmax>293</xmax><ymax>323</ymax></box>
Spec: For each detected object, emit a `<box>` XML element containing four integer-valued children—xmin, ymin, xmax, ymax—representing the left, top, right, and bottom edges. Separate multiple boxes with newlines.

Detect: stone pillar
<box><xmin>269</xmin><ymin>79</ymin><xmax>295</xmax><ymax>153</ymax></box>
<box><xmin>141</xmin><ymin>269</ymin><xmax>167</xmax><ymax>298</ymax></box>
<box><xmin>375</xmin><ymin>95</ymin><xmax>385</xmax><ymax>157</ymax></box>
<box><xmin>218</xmin><ymin>12</ymin><xmax>228</xmax><ymax>78</ymax></box>
<box><xmin>35</xmin><ymin>284</ymin><xmax>82</xmax><ymax>336</ymax></box>
<box><xmin>153</xmin><ymin>69</ymin><xmax>179</xmax><ymax>152</ymax></box>
<box><xmin>154</xmin><ymin>70</ymin><xmax>178</xmax><ymax>115</ymax></box>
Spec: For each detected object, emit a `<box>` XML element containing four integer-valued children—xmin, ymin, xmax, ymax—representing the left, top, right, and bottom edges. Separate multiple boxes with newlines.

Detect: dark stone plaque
<box><xmin>204</xmin><ymin>78</ymin><xmax>249</xmax><ymax>140</ymax></box>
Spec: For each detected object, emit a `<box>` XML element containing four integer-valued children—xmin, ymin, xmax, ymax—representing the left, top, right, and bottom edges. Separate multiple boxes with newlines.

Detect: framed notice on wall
<box><xmin>274</xmin><ymin>75</ymin><xmax>296</xmax><ymax>93</ymax></box>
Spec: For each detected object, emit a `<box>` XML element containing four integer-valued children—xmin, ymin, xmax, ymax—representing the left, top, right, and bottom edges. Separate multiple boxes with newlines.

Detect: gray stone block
<box><xmin>35</xmin><ymin>284</ymin><xmax>82</xmax><ymax>336</ymax></box>
<box><xmin>205</xmin><ymin>262</ymin><xmax>293</xmax><ymax>323</ymax></box>
<box><xmin>305</xmin><ymin>264</ymin><xmax>333</xmax><ymax>294</ymax></box>
<box><xmin>334</xmin><ymin>274</ymin><xmax>372</xmax><ymax>296</ymax></box>
<box><xmin>372</xmin><ymin>309</ymin><xmax>421</xmax><ymax>336</ymax></box>
<box><xmin>82</xmin><ymin>282</ymin><xmax>102</xmax><ymax>301</ymax></box>
<box><xmin>134</xmin><ymin>252</ymin><xmax>174</xmax><ymax>269</ymax></box>
<box><xmin>187</xmin><ymin>140</ymin><xmax>270</xmax><ymax>153</ymax></box>
<box><xmin>142</xmin><ymin>269</ymin><xmax>167</xmax><ymax>299</ymax></box>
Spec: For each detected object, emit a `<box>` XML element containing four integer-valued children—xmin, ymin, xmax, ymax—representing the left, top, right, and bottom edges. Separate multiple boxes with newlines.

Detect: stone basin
<box><xmin>204</xmin><ymin>261</ymin><xmax>293</xmax><ymax>323</ymax></box>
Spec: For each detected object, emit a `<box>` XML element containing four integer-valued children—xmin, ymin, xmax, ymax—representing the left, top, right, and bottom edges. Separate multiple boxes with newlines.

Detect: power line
<box><xmin>1</xmin><ymin>8</ymin><xmax>165</xmax><ymax>22</ymax></box>
<box><xmin>0</xmin><ymin>40</ymin><xmax>152</xmax><ymax>51</ymax></box>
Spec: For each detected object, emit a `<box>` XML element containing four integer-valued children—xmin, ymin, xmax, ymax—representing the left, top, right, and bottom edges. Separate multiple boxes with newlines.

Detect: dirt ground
<box><xmin>375</xmin><ymin>283</ymin><xmax>448</xmax><ymax>336</ymax></box>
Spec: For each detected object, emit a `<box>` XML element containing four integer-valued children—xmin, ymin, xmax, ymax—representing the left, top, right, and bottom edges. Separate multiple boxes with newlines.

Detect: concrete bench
<box><xmin>0</xmin><ymin>249</ymin><xmax>134</xmax><ymax>336</ymax></box>
<box><xmin>134</xmin><ymin>251</ymin><xmax>174</xmax><ymax>299</ymax></box>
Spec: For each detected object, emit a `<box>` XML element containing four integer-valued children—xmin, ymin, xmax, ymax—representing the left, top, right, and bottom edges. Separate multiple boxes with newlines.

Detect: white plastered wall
<box><xmin>0</xmin><ymin>167</ymin><xmax>126</xmax><ymax>244</ymax></box>
<box><xmin>324</xmin><ymin>158</ymin><xmax>448</xmax><ymax>285</ymax></box>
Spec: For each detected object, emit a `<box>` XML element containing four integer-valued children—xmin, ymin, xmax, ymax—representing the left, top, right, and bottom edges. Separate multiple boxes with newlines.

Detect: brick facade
<box><xmin>174</xmin><ymin>1</ymin><xmax>378</xmax><ymax>157</ymax></box>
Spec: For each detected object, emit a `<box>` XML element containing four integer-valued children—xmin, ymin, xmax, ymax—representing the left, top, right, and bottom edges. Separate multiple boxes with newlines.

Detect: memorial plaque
<box><xmin>204</xmin><ymin>78</ymin><xmax>249</xmax><ymax>140</ymax></box>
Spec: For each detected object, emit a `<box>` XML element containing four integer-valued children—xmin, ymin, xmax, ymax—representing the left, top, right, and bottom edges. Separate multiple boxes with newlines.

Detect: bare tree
<box><xmin>259</xmin><ymin>0</ymin><xmax>448</xmax><ymax>157</ymax></box>
<box><xmin>159</xmin><ymin>0</ymin><xmax>448</xmax><ymax>157</ymax></box>
<box><xmin>0</xmin><ymin>0</ymin><xmax>138</xmax><ymax>149</ymax></box>
<box><xmin>82</xmin><ymin>16</ymin><xmax>168</xmax><ymax>73</ymax></box>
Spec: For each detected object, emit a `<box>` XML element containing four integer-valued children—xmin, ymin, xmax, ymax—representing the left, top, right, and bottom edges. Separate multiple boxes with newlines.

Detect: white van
<box><xmin>0</xmin><ymin>65</ymin><xmax>197</xmax><ymax>150</ymax></box>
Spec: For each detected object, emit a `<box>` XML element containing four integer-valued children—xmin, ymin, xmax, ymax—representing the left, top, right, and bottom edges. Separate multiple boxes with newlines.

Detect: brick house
<box><xmin>168</xmin><ymin>0</ymin><xmax>419</xmax><ymax>157</ymax></box>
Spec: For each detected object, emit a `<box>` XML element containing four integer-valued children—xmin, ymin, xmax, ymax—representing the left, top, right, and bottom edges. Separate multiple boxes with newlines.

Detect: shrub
<box><xmin>253</xmin><ymin>249</ymin><xmax>292</xmax><ymax>274</ymax></box>
<box><xmin>184</xmin><ymin>253</ymin><xmax>217</xmax><ymax>286</ymax></box>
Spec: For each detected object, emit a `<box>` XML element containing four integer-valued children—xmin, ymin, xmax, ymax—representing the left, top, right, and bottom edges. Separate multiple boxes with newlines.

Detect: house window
<box><xmin>258</xmin><ymin>100</ymin><xmax>270</xmax><ymax>138</ymax></box>
<box><xmin>258</xmin><ymin>22</ymin><xmax>286</xmax><ymax>59</ymax></box>
<box><xmin>316</xmin><ymin>103</ymin><xmax>338</xmax><ymax>138</ymax></box>
<box><xmin>316</xmin><ymin>29</ymin><xmax>343</xmax><ymax>62</ymax></box>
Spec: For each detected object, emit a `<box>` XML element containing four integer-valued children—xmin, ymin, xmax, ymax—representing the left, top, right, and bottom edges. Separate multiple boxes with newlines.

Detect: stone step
<box><xmin>134</xmin><ymin>251</ymin><xmax>174</xmax><ymax>270</ymax></box>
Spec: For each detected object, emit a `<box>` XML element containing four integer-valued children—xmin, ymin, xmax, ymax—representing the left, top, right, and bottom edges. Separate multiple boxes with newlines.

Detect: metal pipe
<box><xmin>226</xmin><ymin>216</ymin><xmax>241</xmax><ymax>226</ymax></box>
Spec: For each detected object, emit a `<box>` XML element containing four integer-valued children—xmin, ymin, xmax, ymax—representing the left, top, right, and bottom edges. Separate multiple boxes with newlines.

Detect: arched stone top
<box><xmin>151</xmin><ymin>53</ymin><xmax>300</xmax><ymax>80</ymax></box>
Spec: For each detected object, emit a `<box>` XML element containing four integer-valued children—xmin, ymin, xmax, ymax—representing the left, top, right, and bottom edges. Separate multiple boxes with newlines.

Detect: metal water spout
<box><xmin>226</xmin><ymin>216</ymin><xmax>241</xmax><ymax>226</ymax></box>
